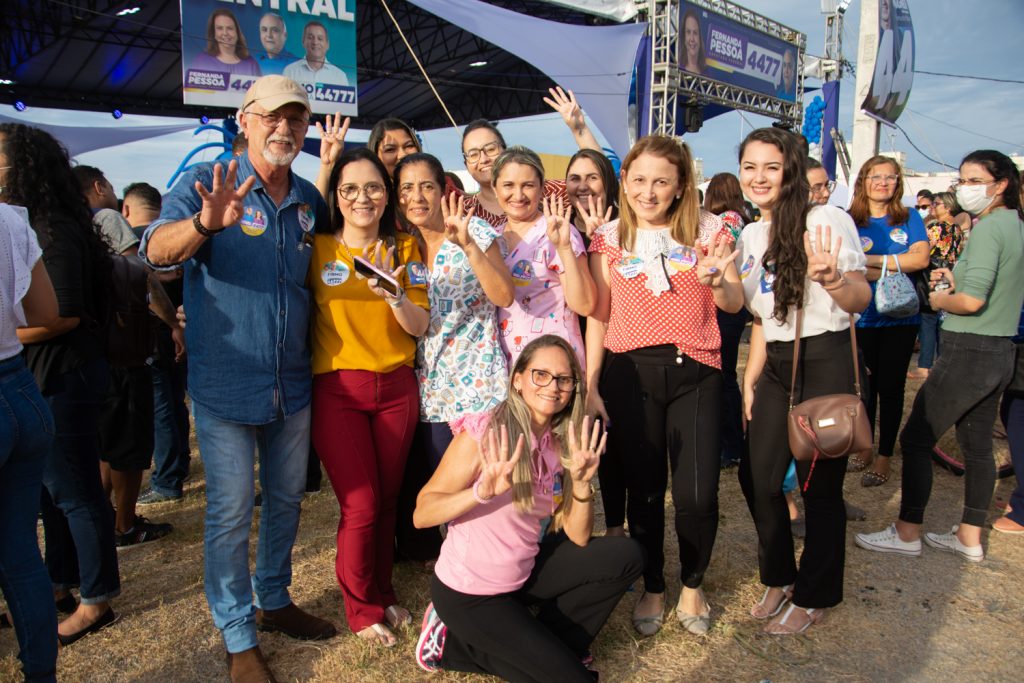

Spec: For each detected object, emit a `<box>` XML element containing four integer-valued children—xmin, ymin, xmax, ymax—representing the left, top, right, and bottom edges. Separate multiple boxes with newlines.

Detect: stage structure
<box><xmin>643</xmin><ymin>0</ymin><xmax>805</xmax><ymax>138</ymax></box>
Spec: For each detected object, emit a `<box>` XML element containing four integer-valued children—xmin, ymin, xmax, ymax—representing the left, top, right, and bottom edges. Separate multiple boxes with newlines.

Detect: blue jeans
<box><xmin>0</xmin><ymin>356</ymin><xmax>58</xmax><ymax>682</ymax></box>
<box><xmin>193</xmin><ymin>401</ymin><xmax>310</xmax><ymax>653</ymax></box>
<box><xmin>1002</xmin><ymin>394</ymin><xmax>1024</xmax><ymax>526</ymax></box>
<box><xmin>148</xmin><ymin>358</ymin><xmax>191</xmax><ymax>497</ymax></box>
<box><xmin>917</xmin><ymin>312</ymin><xmax>940</xmax><ymax>369</ymax></box>
<box><xmin>41</xmin><ymin>358</ymin><xmax>120</xmax><ymax>604</ymax></box>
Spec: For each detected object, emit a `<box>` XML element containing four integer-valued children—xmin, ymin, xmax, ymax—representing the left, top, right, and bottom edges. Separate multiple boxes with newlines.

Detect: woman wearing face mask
<box><xmin>908</xmin><ymin>191</ymin><xmax>964</xmax><ymax>380</ymax></box>
<box><xmin>845</xmin><ymin>156</ymin><xmax>930</xmax><ymax>488</ymax></box>
<box><xmin>856</xmin><ymin>150</ymin><xmax>1024</xmax><ymax>563</ymax></box>
<box><xmin>309</xmin><ymin>148</ymin><xmax>429</xmax><ymax>646</ymax></box>
<box><xmin>737</xmin><ymin>128</ymin><xmax>870</xmax><ymax>635</ymax></box>
<box><xmin>585</xmin><ymin>135</ymin><xmax>743</xmax><ymax>637</ymax></box>
<box><xmin>492</xmin><ymin>146</ymin><xmax>596</xmax><ymax>366</ymax></box>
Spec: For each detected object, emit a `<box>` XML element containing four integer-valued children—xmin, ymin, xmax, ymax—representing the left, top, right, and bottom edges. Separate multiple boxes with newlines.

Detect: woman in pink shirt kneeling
<box><xmin>412</xmin><ymin>335</ymin><xmax>642</xmax><ymax>682</ymax></box>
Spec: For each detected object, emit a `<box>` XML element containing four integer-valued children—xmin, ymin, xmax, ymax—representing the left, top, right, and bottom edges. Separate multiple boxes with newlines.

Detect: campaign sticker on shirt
<box><xmin>321</xmin><ymin>260</ymin><xmax>349</xmax><ymax>286</ymax></box>
<box><xmin>667</xmin><ymin>245</ymin><xmax>698</xmax><ymax>273</ymax></box>
<box><xmin>298</xmin><ymin>203</ymin><xmax>315</xmax><ymax>233</ymax></box>
<box><xmin>860</xmin><ymin>236</ymin><xmax>873</xmax><ymax>252</ymax></box>
<box><xmin>240</xmin><ymin>207</ymin><xmax>268</xmax><ymax>237</ymax></box>
<box><xmin>759</xmin><ymin>267</ymin><xmax>776</xmax><ymax>293</ymax></box>
<box><xmin>739</xmin><ymin>255</ymin><xmax>756</xmax><ymax>280</ymax></box>
<box><xmin>889</xmin><ymin>228</ymin><xmax>908</xmax><ymax>245</ymax></box>
<box><xmin>511</xmin><ymin>259</ymin><xmax>534</xmax><ymax>286</ymax></box>
<box><xmin>407</xmin><ymin>261</ymin><xmax>428</xmax><ymax>286</ymax></box>
<box><xmin>616</xmin><ymin>255</ymin><xmax>644</xmax><ymax>279</ymax></box>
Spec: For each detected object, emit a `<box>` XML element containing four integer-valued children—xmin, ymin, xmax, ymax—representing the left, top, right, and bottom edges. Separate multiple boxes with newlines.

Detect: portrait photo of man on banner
<box><xmin>180</xmin><ymin>0</ymin><xmax>358</xmax><ymax>115</ymax></box>
<box><xmin>861</xmin><ymin>0</ymin><xmax>914</xmax><ymax>124</ymax></box>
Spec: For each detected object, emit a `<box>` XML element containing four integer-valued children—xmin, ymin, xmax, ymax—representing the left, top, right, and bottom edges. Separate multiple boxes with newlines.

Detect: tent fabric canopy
<box><xmin>0</xmin><ymin>112</ymin><xmax>198</xmax><ymax>156</ymax></box>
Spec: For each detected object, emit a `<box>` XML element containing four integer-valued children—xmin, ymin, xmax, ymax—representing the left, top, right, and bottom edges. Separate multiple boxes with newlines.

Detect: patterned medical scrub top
<box><xmin>416</xmin><ymin>217</ymin><xmax>508</xmax><ymax>422</ymax></box>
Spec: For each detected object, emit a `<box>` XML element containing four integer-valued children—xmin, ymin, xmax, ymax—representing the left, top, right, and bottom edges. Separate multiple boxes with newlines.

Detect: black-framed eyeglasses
<box><xmin>245</xmin><ymin>110</ymin><xmax>310</xmax><ymax>132</ymax></box>
<box><xmin>337</xmin><ymin>183</ymin><xmax>386</xmax><ymax>201</ymax></box>
<box><xmin>463</xmin><ymin>141</ymin><xmax>504</xmax><ymax>163</ymax></box>
<box><xmin>529</xmin><ymin>368</ymin><xmax>577</xmax><ymax>392</ymax></box>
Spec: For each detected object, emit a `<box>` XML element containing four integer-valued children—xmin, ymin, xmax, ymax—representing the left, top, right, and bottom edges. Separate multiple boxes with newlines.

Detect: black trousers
<box><xmin>599</xmin><ymin>345</ymin><xmax>722</xmax><ymax>593</ymax></box>
<box><xmin>856</xmin><ymin>324</ymin><xmax>918</xmax><ymax>456</ymax></box>
<box><xmin>718</xmin><ymin>308</ymin><xmax>750</xmax><ymax>463</ymax></box>
<box><xmin>433</xmin><ymin>534</ymin><xmax>642</xmax><ymax>683</ymax></box>
<box><xmin>739</xmin><ymin>330</ymin><xmax>853</xmax><ymax>608</ymax></box>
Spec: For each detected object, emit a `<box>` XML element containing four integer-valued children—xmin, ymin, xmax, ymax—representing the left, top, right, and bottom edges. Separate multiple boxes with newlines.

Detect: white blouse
<box><xmin>737</xmin><ymin>205</ymin><xmax>866</xmax><ymax>343</ymax></box>
<box><xmin>0</xmin><ymin>204</ymin><xmax>42</xmax><ymax>361</ymax></box>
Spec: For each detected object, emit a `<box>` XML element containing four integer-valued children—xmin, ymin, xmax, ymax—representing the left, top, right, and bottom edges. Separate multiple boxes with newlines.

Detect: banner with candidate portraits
<box><xmin>861</xmin><ymin>0</ymin><xmax>914</xmax><ymax>125</ymax></box>
<box><xmin>180</xmin><ymin>0</ymin><xmax>358</xmax><ymax>115</ymax></box>
<box><xmin>678</xmin><ymin>1</ymin><xmax>800</xmax><ymax>103</ymax></box>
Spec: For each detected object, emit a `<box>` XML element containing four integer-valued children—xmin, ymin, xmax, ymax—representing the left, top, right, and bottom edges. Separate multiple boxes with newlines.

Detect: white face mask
<box><xmin>917</xmin><ymin>208</ymin><xmax>930</xmax><ymax>219</ymax></box>
<box><xmin>956</xmin><ymin>184</ymin><xmax>995</xmax><ymax>215</ymax></box>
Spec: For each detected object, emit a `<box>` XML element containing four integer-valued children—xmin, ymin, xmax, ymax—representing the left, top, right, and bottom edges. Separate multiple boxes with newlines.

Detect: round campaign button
<box><xmin>667</xmin><ymin>245</ymin><xmax>697</xmax><ymax>273</ymax></box>
<box><xmin>321</xmin><ymin>260</ymin><xmax>349</xmax><ymax>286</ymax></box>
<box><xmin>616</xmin><ymin>255</ymin><xmax>643</xmax><ymax>279</ymax></box>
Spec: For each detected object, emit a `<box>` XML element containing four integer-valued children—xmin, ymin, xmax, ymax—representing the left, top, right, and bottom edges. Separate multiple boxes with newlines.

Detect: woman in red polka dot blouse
<box><xmin>584</xmin><ymin>135</ymin><xmax>743</xmax><ymax>637</ymax></box>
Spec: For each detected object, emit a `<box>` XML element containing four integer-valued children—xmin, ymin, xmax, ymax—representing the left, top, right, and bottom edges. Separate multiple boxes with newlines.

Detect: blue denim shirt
<box><xmin>139</xmin><ymin>154</ymin><xmax>327</xmax><ymax>424</ymax></box>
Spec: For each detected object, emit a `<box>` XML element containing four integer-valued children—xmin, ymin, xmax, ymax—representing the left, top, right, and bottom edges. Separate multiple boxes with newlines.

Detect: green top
<box><xmin>942</xmin><ymin>207</ymin><xmax>1024</xmax><ymax>337</ymax></box>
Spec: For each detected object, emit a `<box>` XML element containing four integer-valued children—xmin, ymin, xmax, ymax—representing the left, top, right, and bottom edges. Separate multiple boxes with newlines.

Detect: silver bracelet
<box><xmin>387</xmin><ymin>289</ymin><xmax>406</xmax><ymax>309</ymax></box>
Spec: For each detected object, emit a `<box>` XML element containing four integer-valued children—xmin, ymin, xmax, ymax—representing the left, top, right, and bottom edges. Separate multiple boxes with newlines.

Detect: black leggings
<box><xmin>433</xmin><ymin>534</ymin><xmax>643</xmax><ymax>683</ymax></box>
<box><xmin>599</xmin><ymin>345</ymin><xmax>722</xmax><ymax>593</ymax></box>
<box><xmin>856</xmin><ymin>325</ymin><xmax>918</xmax><ymax>456</ymax></box>
<box><xmin>739</xmin><ymin>330</ymin><xmax>853</xmax><ymax>608</ymax></box>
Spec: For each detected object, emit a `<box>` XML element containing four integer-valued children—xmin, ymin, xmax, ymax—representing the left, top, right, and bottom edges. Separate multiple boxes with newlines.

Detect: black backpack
<box><xmin>103</xmin><ymin>252</ymin><xmax>155</xmax><ymax>368</ymax></box>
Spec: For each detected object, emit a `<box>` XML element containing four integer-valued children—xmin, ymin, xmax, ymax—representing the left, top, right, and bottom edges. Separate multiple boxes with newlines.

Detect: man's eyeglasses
<box><xmin>463</xmin><ymin>141</ymin><xmax>504</xmax><ymax>163</ymax></box>
<box><xmin>529</xmin><ymin>368</ymin><xmax>577</xmax><ymax>392</ymax></box>
<box><xmin>337</xmin><ymin>183</ymin><xmax>386</xmax><ymax>201</ymax></box>
<box><xmin>245</xmin><ymin>110</ymin><xmax>309</xmax><ymax>132</ymax></box>
<box><xmin>811</xmin><ymin>181</ymin><xmax>836</xmax><ymax>193</ymax></box>
<box><xmin>867</xmin><ymin>174</ymin><xmax>899</xmax><ymax>185</ymax></box>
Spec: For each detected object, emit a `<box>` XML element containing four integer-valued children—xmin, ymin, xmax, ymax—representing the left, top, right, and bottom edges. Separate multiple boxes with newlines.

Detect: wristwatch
<box><xmin>192</xmin><ymin>212</ymin><xmax>224</xmax><ymax>237</ymax></box>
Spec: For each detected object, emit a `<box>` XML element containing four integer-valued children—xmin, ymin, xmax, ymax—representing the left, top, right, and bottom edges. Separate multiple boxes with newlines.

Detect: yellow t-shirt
<box><xmin>310</xmin><ymin>232</ymin><xmax>429</xmax><ymax>375</ymax></box>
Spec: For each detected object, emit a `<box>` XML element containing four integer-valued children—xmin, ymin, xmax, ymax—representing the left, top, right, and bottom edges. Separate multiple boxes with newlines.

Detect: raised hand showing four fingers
<box><xmin>315</xmin><ymin>113</ymin><xmax>350</xmax><ymax>167</ymax></box>
<box><xmin>695</xmin><ymin>238</ymin><xmax>740</xmax><ymax>288</ymax></box>
<box><xmin>543</xmin><ymin>195</ymin><xmax>574</xmax><ymax>250</ymax></box>
<box><xmin>574</xmin><ymin>194</ymin><xmax>613</xmax><ymax>239</ymax></box>
<box><xmin>475</xmin><ymin>425</ymin><xmax>525</xmax><ymax>501</ymax></box>
<box><xmin>543</xmin><ymin>86</ymin><xmax>586</xmax><ymax>134</ymax></box>
<box><xmin>566</xmin><ymin>416</ymin><xmax>607</xmax><ymax>485</ymax></box>
<box><xmin>195</xmin><ymin>159</ymin><xmax>256</xmax><ymax>233</ymax></box>
<box><xmin>441</xmin><ymin>192</ymin><xmax>477</xmax><ymax>250</ymax></box>
<box><xmin>803</xmin><ymin>224</ymin><xmax>842</xmax><ymax>285</ymax></box>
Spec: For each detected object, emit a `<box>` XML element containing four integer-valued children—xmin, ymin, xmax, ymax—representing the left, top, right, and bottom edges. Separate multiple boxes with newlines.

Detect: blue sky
<box><xmin>6</xmin><ymin>0</ymin><xmax>1023</xmax><ymax>193</ymax></box>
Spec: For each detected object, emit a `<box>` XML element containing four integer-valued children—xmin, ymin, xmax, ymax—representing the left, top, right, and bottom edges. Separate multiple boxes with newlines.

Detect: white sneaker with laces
<box><xmin>923</xmin><ymin>525</ymin><xmax>984</xmax><ymax>562</ymax></box>
<box><xmin>854</xmin><ymin>524</ymin><xmax>922</xmax><ymax>557</ymax></box>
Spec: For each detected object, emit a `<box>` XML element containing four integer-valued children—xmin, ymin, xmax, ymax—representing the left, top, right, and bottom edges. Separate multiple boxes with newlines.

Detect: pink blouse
<box><xmin>434</xmin><ymin>412</ymin><xmax>564</xmax><ymax>596</ymax></box>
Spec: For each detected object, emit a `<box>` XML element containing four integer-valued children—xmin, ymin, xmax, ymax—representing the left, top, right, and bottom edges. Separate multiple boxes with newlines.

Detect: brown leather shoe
<box><xmin>256</xmin><ymin>603</ymin><xmax>337</xmax><ymax>640</ymax></box>
<box><xmin>227</xmin><ymin>646</ymin><xmax>277</xmax><ymax>683</ymax></box>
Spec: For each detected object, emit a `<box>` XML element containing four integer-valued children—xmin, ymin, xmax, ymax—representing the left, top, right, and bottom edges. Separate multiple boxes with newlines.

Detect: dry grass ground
<box><xmin>1</xmin><ymin>352</ymin><xmax>1020</xmax><ymax>683</ymax></box>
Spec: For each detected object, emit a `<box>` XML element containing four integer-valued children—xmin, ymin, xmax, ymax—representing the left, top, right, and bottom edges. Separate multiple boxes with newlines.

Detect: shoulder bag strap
<box><xmin>789</xmin><ymin>308</ymin><xmax>864</xmax><ymax>409</ymax></box>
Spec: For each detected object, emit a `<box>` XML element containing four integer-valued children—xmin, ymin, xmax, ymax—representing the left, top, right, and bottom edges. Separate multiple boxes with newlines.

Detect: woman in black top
<box><xmin>1</xmin><ymin>123</ymin><xmax>121</xmax><ymax>645</ymax></box>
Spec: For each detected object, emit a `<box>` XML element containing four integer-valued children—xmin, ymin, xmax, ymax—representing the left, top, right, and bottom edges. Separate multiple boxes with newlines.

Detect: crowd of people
<box><xmin>1</xmin><ymin>74</ymin><xmax>1022</xmax><ymax>683</ymax></box>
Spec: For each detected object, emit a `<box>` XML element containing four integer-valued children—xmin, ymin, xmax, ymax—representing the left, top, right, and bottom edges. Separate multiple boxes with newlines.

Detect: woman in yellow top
<box><xmin>310</xmin><ymin>148</ymin><xmax>429</xmax><ymax>647</ymax></box>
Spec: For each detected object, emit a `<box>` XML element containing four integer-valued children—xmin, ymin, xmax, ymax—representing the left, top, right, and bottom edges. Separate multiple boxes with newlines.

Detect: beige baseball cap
<box><xmin>242</xmin><ymin>75</ymin><xmax>310</xmax><ymax>113</ymax></box>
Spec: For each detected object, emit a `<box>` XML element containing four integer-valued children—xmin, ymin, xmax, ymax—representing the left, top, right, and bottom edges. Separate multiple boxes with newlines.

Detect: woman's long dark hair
<box><xmin>0</xmin><ymin>123</ymin><xmax>113</xmax><ymax>322</ymax></box>
<box><xmin>205</xmin><ymin>9</ymin><xmax>250</xmax><ymax>59</ymax></box>
<box><xmin>704</xmin><ymin>172</ymin><xmax>749</xmax><ymax>222</ymax></box>
<box><xmin>367</xmin><ymin>118</ymin><xmax>421</xmax><ymax>159</ymax></box>
<box><xmin>565</xmin><ymin>148</ymin><xmax>619</xmax><ymax>225</ymax></box>
<box><xmin>322</xmin><ymin>147</ymin><xmax>399</xmax><ymax>254</ymax></box>
<box><xmin>738</xmin><ymin>128</ymin><xmax>809</xmax><ymax>322</ymax></box>
<box><xmin>960</xmin><ymin>149</ymin><xmax>1024</xmax><ymax>221</ymax></box>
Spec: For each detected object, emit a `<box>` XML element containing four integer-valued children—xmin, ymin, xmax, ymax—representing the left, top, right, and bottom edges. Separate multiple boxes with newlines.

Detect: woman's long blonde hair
<box><xmin>490</xmin><ymin>335</ymin><xmax>587</xmax><ymax>532</ymax></box>
<box><xmin>617</xmin><ymin>135</ymin><xmax>701</xmax><ymax>251</ymax></box>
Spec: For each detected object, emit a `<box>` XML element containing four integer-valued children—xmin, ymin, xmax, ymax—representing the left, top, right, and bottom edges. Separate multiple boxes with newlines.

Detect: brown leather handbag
<box><xmin>787</xmin><ymin>310</ymin><xmax>872</xmax><ymax>484</ymax></box>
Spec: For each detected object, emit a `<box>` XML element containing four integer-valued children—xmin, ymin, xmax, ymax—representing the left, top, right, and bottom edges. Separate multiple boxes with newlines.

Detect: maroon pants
<box><xmin>312</xmin><ymin>365</ymin><xmax>418</xmax><ymax>632</ymax></box>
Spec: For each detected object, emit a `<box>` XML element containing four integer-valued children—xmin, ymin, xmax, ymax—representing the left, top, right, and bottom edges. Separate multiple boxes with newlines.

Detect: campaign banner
<box><xmin>679</xmin><ymin>1</ymin><xmax>799</xmax><ymax>103</ymax></box>
<box><xmin>861</xmin><ymin>0</ymin><xmax>914</xmax><ymax>124</ymax></box>
<box><xmin>180</xmin><ymin>0</ymin><xmax>358</xmax><ymax>115</ymax></box>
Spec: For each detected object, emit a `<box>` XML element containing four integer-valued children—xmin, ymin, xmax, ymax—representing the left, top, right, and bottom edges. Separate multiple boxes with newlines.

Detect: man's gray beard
<box><xmin>263</xmin><ymin>148</ymin><xmax>297</xmax><ymax>167</ymax></box>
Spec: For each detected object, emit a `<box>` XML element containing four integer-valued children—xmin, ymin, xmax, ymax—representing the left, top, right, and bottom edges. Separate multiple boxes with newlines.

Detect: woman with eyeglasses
<box><xmin>492</xmin><ymin>146</ymin><xmax>596</xmax><ymax>366</ymax></box>
<box><xmin>413</xmin><ymin>334</ymin><xmax>643</xmax><ymax>681</ymax></box>
<box><xmin>845</xmin><ymin>156</ymin><xmax>930</xmax><ymax>488</ymax></box>
<box><xmin>856</xmin><ymin>149</ymin><xmax>1024</xmax><ymax>561</ymax></box>
<box><xmin>908</xmin><ymin>191</ymin><xmax>965</xmax><ymax>380</ymax></box>
<box><xmin>585</xmin><ymin>135</ymin><xmax>743</xmax><ymax>637</ymax></box>
<box><xmin>309</xmin><ymin>147</ymin><xmax>429</xmax><ymax>646</ymax></box>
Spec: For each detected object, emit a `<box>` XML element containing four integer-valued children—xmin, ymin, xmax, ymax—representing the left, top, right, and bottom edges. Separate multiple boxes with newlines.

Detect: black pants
<box><xmin>718</xmin><ymin>308</ymin><xmax>749</xmax><ymax>464</ymax></box>
<box><xmin>856</xmin><ymin>325</ymin><xmax>918</xmax><ymax>456</ymax></box>
<box><xmin>595</xmin><ymin>350</ymin><xmax>626</xmax><ymax>530</ymax></box>
<box><xmin>899</xmin><ymin>331</ymin><xmax>1014</xmax><ymax>527</ymax></box>
<box><xmin>433</xmin><ymin>534</ymin><xmax>643</xmax><ymax>683</ymax></box>
<box><xmin>394</xmin><ymin>421</ymin><xmax>449</xmax><ymax>562</ymax></box>
<box><xmin>600</xmin><ymin>345</ymin><xmax>722</xmax><ymax>593</ymax></box>
<box><xmin>739</xmin><ymin>330</ymin><xmax>852</xmax><ymax>608</ymax></box>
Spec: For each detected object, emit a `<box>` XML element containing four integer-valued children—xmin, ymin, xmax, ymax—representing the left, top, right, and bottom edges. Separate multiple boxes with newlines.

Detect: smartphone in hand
<box><xmin>353</xmin><ymin>256</ymin><xmax>401</xmax><ymax>297</ymax></box>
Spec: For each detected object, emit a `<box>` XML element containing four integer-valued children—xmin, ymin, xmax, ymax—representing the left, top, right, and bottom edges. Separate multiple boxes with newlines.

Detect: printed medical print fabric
<box><xmin>417</xmin><ymin>217</ymin><xmax>508</xmax><ymax>422</ymax></box>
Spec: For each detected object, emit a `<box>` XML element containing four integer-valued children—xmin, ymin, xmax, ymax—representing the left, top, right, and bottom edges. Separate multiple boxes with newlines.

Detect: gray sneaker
<box><xmin>136</xmin><ymin>488</ymin><xmax>182</xmax><ymax>506</ymax></box>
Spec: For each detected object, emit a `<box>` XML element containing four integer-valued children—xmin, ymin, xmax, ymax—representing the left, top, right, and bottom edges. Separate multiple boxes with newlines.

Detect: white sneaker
<box><xmin>854</xmin><ymin>524</ymin><xmax>922</xmax><ymax>557</ymax></box>
<box><xmin>923</xmin><ymin>525</ymin><xmax>984</xmax><ymax>562</ymax></box>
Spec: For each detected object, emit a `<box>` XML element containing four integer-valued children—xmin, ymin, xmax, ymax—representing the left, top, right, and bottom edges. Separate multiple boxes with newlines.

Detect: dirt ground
<box><xmin>2</xmin><ymin>358</ymin><xmax>1021</xmax><ymax>683</ymax></box>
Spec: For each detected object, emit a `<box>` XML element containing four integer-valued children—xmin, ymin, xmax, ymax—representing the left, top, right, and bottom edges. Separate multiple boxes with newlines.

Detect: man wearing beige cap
<box><xmin>140</xmin><ymin>75</ymin><xmax>335</xmax><ymax>682</ymax></box>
